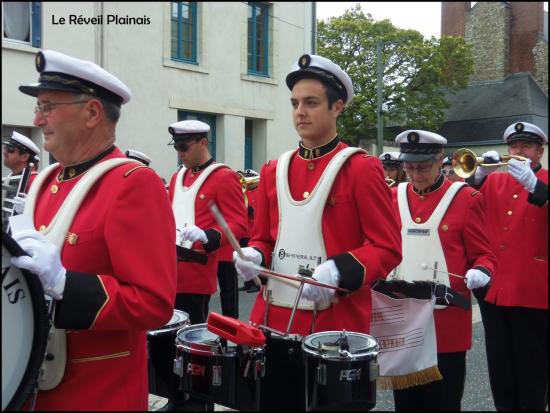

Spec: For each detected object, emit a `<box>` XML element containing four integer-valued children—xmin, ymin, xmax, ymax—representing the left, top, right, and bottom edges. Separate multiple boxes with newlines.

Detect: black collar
<box><xmin>412</xmin><ymin>174</ymin><xmax>445</xmax><ymax>195</ymax></box>
<box><xmin>533</xmin><ymin>163</ymin><xmax>542</xmax><ymax>174</ymax></box>
<box><xmin>298</xmin><ymin>136</ymin><xmax>340</xmax><ymax>160</ymax></box>
<box><xmin>191</xmin><ymin>157</ymin><xmax>215</xmax><ymax>173</ymax></box>
<box><xmin>58</xmin><ymin>145</ymin><xmax>116</xmax><ymax>181</ymax></box>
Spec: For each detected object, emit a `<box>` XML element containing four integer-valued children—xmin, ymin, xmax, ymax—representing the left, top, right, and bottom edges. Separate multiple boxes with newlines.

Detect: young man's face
<box><xmin>290</xmin><ymin>78</ymin><xmax>343</xmax><ymax>143</ymax></box>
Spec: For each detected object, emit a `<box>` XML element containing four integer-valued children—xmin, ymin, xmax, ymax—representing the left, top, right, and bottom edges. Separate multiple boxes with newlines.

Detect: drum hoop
<box><xmin>2</xmin><ymin>231</ymin><xmax>49</xmax><ymax>411</ymax></box>
<box><xmin>301</xmin><ymin>330</ymin><xmax>379</xmax><ymax>360</ymax></box>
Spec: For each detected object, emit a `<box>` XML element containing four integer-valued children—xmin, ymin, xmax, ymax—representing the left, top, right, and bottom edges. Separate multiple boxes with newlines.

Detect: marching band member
<box><xmin>379</xmin><ymin>151</ymin><xmax>407</xmax><ymax>186</ymax></box>
<box><xmin>390</xmin><ymin>130</ymin><xmax>497</xmax><ymax>411</ymax></box>
<box><xmin>471</xmin><ymin>121</ymin><xmax>548</xmax><ymax>411</ymax></box>
<box><xmin>11</xmin><ymin>49</ymin><xmax>177</xmax><ymax>411</ymax></box>
<box><xmin>238</xmin><ymin>169</ymin><xmax>261</xmax><ymax>293</ymax></box>
<box><xmin>234</xmin><ymin>53</ymin><xmax>402</xmax><ymax>336</ymax></box>
<box><xmin>166</xmin><ymin>120</ymin><xmax>247</xmax><ymax>411</ymax></box>
<box><xmin>441</xmin><ymin>153</ymin><xmax>464</xmax><ymax>183</ymax></box>
<box><xmin>2</xmin><ymin>132</ymin><xmax>41</xmax><ymax>228</ymax></box>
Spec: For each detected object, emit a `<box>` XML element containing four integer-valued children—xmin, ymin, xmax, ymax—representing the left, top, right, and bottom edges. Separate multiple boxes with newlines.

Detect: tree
<box><xmin>317</xmin><ymin>5</ymin><xmax>474</xmax><ymax>145</ymax></box>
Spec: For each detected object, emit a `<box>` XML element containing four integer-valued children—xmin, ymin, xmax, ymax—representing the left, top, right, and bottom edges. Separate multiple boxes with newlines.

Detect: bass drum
<box><xmin>2</xmin><ymin>231</ymin><xmax>49</xmax><ymax>411</ymax></box>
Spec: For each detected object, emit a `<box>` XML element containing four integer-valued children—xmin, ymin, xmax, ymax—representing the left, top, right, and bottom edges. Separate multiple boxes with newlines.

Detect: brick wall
<box><xmin>441</xmin><ymin>2</ymin><xmax>471</xmax><ymax>37</ymax></box>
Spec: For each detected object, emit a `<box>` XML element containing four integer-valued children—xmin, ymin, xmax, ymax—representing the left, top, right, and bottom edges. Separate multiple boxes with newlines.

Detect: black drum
<box><xmin>2</xmin><ymin>231</ymin><xmax>49</xmax><ymax>411</ymax></box>
<box><xmin>260</xmin><ymin>332</ymin><xmax>306</xmax><ymax>411</ymax></box>
<box><xmin>174</xmin><ymin>323</ymin><xmax>265</xmax><ymax>411</ymax></box>
<box><xmin>147</xmin><ymin>309</ymin><xmax>190</xmax><ymax>399</ymax></box>
<box><xmin>302</xmin><ymin>331</ymin><xmax>379</xmax><ymax>411</ymax></box>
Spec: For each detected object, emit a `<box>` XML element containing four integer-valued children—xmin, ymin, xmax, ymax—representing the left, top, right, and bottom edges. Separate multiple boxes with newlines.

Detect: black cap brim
<box><xmin>286</xmin><ymin>68</ymin><xmax>347</xmax><ymax>102</ymax></box>
<box><xmin>400</xmin><ymin>153</ymin><xmax>440</xmax><ymax>162</ymax></box>
<box><xmin>19</xmin><ymin>81</ymin><xmax>84</xmax><ymax>98</ymax></box>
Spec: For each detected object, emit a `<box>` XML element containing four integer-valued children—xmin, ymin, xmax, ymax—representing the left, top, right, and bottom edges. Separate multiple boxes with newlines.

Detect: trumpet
<box><xmin>452</xmin><ymin>148</ymin><xmax>528</xmax><ymax>179</ymax></box>
<box><xmin>385</xmin><ymin>176</ymin><xmax>396</xmax><ymax>187</ymax></box>
<box><xmin>237</xmin><ymin>172</ymin><xmax>260</xmax><ymax>207</ymax></box>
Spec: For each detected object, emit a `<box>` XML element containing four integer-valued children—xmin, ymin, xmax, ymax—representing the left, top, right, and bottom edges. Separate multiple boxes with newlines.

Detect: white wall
<box><xmin>2</xmin><ymin>2</ymin><xmax>315</xmax><ymax>181</ymax></box>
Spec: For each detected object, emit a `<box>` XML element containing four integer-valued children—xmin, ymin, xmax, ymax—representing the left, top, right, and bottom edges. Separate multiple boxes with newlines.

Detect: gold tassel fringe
<box><xmin>377</xmin><ymin>366</ymin><xmax>443</xmax><ymax>390</ymax></box>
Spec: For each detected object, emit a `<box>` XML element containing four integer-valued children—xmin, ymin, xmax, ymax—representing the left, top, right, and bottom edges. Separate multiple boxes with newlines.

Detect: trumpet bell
<box><xmin>452</xmin><ymin>148</ymin><xmax>528</xmax><ymax>179</ymax></box>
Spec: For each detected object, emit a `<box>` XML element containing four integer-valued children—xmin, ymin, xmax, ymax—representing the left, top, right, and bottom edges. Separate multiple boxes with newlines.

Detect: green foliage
<box><xmin>317</xmin><ymin>5</ymin><xmax>474</xmax><ymax>145</ymax></box>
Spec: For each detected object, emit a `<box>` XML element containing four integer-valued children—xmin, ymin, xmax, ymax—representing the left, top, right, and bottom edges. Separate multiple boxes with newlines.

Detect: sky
<box><xmin>316</xmin><ymin>2</ymin><xmax>549</xmax><ymax>39</ymax></box>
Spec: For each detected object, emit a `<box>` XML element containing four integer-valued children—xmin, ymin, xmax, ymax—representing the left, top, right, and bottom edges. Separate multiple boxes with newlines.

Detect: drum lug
<box><xmin>173</xmin><ymin>356</ymin><xmax>183</xmax><ymax>378</ymax></box>
<box><xmin>369</xmin><ymin>360</ymin><xmax>379</xmax><ymax>381</ymax></box>
<box><xmin>254</xmin><ymin>358</ymin><xmax>265</xmax><ymax>380</ymax></box>
<box><xmin>316</xmin><ymin>364</ymin><xmax>326</xmax><ymax>386</ymax></box>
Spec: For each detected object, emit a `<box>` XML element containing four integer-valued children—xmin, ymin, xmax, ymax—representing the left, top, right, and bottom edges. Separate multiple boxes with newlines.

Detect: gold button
<box><xmin>66</xmin><ymin>232</ymin><xmax>78</xmax><ymax>245</ymax></box>
<box><xmin>51</xmin><ymin>185</ymin><xmax>59</xmax><ymax>194</ymax></box>
<box><xmin>190</xmin><ymin>173</ymin><xmax>195</xmax><ymax>178</ymax></box>
<box><xmin>199</xmin><ymin>194</ymin><xmax>205</xmax><ymax>200</ymax></box>
<box><xmin>513</xmin><ymin>194</ymin><xmax>518</xmax><ymax>199</ymax></box>
<box><xmin>419</xmin><ymin>196</ymin><xmax>425</xmax><ymax>201</ymax></box>
<box><xmin>503</xmin><ymin>227</ymin><xmax>509</xmax><ymax>231</ymax></box>
<box><xmin>441</xmin><ymin>224</ymin><xmax>449</xmax><ymax>232</ymax></box>
<box><xmin>307</xmin><ymin>162</ymin><xmax>315</xmax><ymax>171</ymax></box>
<box><xmin>415</xmin><ymin>217</ymin><xmax>421</xmax><ymax>223</ymax></box>
<box><xmin>39</xmin><ymin>225</ymin><xmax>47</xmax><ymax>232</ymax></box>
<box><xmin>303</xmin><ymin>191</ymin><xmax>310</xmax><ymax>199</ymax></box>
<box><xmin>507</xmin><ymin>210</ymin><xmax>513</xmax><ymax>216</ymax></box>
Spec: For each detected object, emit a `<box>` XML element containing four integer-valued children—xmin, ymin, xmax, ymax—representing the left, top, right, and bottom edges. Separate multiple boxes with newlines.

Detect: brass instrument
<box><xmin>238</xmin><ymin>172</ymin><xmax>260</xmax><ymax>207</ymax></box>
<box><xmin>385</xmin><ymin>176</ymin><xmax>396</xmax><ymax>187</ymax></box>
<box><xmin>452</xmin><ymin>148</ymin><xmax>528</xmax><ymax>179</ymax></box>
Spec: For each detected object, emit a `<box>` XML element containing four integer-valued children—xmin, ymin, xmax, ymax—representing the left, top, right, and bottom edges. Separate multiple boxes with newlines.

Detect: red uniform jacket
<box><xmin>479</xmin><ymin>168</ymin><xmax>548</xmax><ymax>309</ymax></box>
<box><xmin>31</xmin><ymin>148</ymin><xmax>177</xmax><ymax>411</ymax></box>
<box><xmin>248</xmin><ymin>141</ymin><xmax>402</xmax><ymax>336</ymax></box>
<box><xmin>392</xmin><ymin>179</ymin><xmax>497</xmax><ymax>352</ymax></box>
<box><xmin>169</xmin><ymin>165</ymin><xmax>248</xmax><ymax>294</ymax></box>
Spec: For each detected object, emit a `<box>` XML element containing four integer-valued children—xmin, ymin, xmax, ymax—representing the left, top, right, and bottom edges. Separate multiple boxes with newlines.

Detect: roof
<box><xmin>438</xmin><ymin>72</ymin><xmax>548</xmax><ymax>146</ymax></box>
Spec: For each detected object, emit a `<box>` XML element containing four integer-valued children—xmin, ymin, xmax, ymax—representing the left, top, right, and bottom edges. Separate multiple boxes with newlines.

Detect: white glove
<box><xmin>178</xmin><ymin>225</ymin><xmax>208</xmax><ymax>244</ymax></box>
<box><xmin>12</xmin><ymin>193</ymin><xmax>27</xmax><ymax>214</ymax></box>
<box><xmin>301</xmin><ymin>260</ymin><xmax>340</xmax><ymax>307</ymax></box>
<box><xmin>507</xmin><ymin>158</ymin><xmax>536</xmax><ymax>193</ymax></box>
<box><xmin>233</xmin><ymin>247</ymin><xmax>262</xmax><ymax>282</ymax></box>
<box><xmin>10</xmin><ymin>230</ymin><xmax>67</xmax><ymax>300</ymax></box>
<box><xmin>464</xmin><ymin>268</ymin><xmax>490</xmax><ymax>290</ymax></box>
<box><xmin>474</xmin><ymin>150</ymin><xmax>500</xmax><ymax>184</ymax></box>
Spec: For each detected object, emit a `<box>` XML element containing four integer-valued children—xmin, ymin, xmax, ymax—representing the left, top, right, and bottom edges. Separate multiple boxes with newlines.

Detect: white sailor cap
<box><xmin>2</xmin><ymin>131</ymin><xmax>41</xmax><ymax>156</ymax></box>
<box><xmin>168</xmin><ymin>120</ymin><xmax>210</xmax><ymax>144</ymax></box>
<box><xmin>238</xmin><ymin>169</ymin><xmax>259</xmax><ymax>177</ymax></box>
<box><xmin>379</xmin><ymin>151</ymin><xmax>402</xmax><ymax>165</ymax></box>
<box><xmin>286</xmin><ymin>54</ymin><xmax>354</xmax><ymax>104</ymax></box>
<box><xmin>395</xmin><ymin>130</ymin><xmax>447</xmax><ymax>162</ymax></box>
<box><xmin>503</xmin><ymin>122</ymin><xmax>547</xmax><ymax>145</ymax></box>
<box><xmin>19</xmin><ymin>50</ymin><xmax>131</xmax><ymax>106</ymax></box>
<box><xmin>125</xmin><ymin>149</ymin><xmax>151</xmax><ymax>166</ymax></box>
<box><xmin>442</xmin><ymin>154</ymin><xmax>453</xmax><ymax>166</ymax></box>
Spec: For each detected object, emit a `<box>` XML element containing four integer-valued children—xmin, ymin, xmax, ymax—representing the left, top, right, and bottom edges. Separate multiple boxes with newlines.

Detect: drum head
<box><xmin>2</xmin><ymin>231</ymin><xmax>49</xmax><ymax>411</ymax></box>
<box><xmin>302</xmin><ymin>331</ymin><xmax>379</xmax><ymax>360</ymax></box>
<box><xmin>177</xmin><ymin>323</ymin><xmax>237</xmax><ymax>355</ymax></box>
<box><xmin>148</xmin><ymin>309</ymin><xmax>190</xmax><ymax>336</ymax></box>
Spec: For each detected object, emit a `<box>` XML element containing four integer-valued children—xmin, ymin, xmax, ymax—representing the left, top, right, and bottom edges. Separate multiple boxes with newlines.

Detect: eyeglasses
<box><xmin>441</xmin><ymin>169</ymin><xmax>456</xmax><ymax>176</ymax></box>
<box><xmin>34</xmin><ymin>100</ymin><xmax>90</xmax><ymax>118</ymax></box>
<box><xmin>173</xmin><ymin>140</ymin><xmax>199</xmax><ymax>153</ymax></box>
<box><xmin>403</xmin><ymin>163</ymin><xmax>435</xmax><ymax>173</ymax></box>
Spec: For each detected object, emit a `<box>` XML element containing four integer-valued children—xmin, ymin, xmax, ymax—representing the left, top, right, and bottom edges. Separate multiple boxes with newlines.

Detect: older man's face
<box><xmin>403</xmin><ymin>158</ymin><xmax>443</xmax><ymax>191</ymax></box>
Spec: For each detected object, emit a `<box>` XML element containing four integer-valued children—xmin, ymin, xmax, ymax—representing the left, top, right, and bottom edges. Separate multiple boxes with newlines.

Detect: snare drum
<box><xmin>302</xmin><ymin>331</ymin><xmax>379</xmax><ymax>411</ymax></box>
<box><xmin>147</xmin><ymin>309</ymin><xmax>190</xmax><ymax>399</ymax></box>
<box><xmin>2</xmin><ymin>231</ymin><xmax>49</xmax><ymax>411</ymax></box>
<box><xmin>174</xmin><ymin>323</ymin><xmax>265</xmax><ymax>411</ymax></box>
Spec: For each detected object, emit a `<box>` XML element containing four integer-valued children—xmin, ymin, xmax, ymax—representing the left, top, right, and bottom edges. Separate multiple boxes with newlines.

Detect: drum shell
<box><xmin>174</xmin><ymin>324</ymin><xmax>265</xmax><ymax>411</ymax></box>
<box><xmin>147</xmin><ymin>310</ymin><xmax>190</xmax><ymax>399</ymax></box>
<box><xmin>302</xmin><ymin>331</ymin><xmax>379</xmax><ymax>411</ymax></box>
<box><xmin>260</xmin><ymin>333</ymin><xmax>306</xmax><ymax>411</ymax></box>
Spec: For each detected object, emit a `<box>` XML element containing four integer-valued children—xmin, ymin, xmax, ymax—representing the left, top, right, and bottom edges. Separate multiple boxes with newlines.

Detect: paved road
<box><xmin>150</xmin><ymin>285</ymin><xmax>496</xmax><ymax>411</ymax></box>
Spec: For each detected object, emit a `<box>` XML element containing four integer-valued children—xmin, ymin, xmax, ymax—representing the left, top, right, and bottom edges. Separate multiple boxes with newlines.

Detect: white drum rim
<box><xmin>147</xmin><ymin>309</ymin><xmax>190</xmax><ymax>336</ymax></box>
<box><xmin>302</xmin><ymin>330</ymin><xmax>379</xmax><ymax>360</ymax></box>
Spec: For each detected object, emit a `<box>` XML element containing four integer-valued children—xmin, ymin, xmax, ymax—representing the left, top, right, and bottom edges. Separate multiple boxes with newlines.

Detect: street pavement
<box><xmin>149</xmin><ymin>285</ymin><xmax>496</xmax><ymax>411</ymax></box>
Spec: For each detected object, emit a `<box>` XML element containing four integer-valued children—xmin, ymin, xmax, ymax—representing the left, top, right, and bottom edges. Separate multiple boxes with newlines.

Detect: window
<box><xmin>2</xmin><ymin>2</ymin><xmax>41</xmax><ymax>47</ymax></box>
<box><xmin>171</xmin><ymin>2</ymin><xmax>197</xmax><ymax>64</ymax></box>
<box><xmin>247</xmin><ymin>3</ymin><xmax>269</xmax><ymax>76</ymax></box>
<box><xmin>177</xmin><ymin>111</ymin><xmax>216</xmax><ymax>164</ymax></box>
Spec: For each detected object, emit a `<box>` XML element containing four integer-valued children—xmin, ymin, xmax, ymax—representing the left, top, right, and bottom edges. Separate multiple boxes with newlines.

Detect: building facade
<box><xmin>2</xmin><ymin>2</ymin><xmax>316</xmax><ymax>180</ymax></box>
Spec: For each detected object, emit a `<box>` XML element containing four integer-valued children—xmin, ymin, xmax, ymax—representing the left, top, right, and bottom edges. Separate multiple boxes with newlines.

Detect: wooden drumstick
<box><xmin>208</xmin><ymin>201</ymin><xmax>261</xmax><ymax>286</ymax></box>
<box><xmin>420</xmin><ymin>263</ymin><xmax>465</xmax><ymax>279</ymax></box>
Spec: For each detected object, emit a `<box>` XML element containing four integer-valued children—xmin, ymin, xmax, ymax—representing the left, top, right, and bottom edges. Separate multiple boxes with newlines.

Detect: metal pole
<box><xmin>376</xmin><ymin>41</ymin><xmax>383</xmax><ymax>156</ymax></box>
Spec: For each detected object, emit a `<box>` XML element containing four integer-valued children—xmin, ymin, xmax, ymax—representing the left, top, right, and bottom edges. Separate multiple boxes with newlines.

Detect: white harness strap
<box><xmin>266</xmin><ymin>147</ymin><xmax>365</xmax><ymax>311</ymax></box>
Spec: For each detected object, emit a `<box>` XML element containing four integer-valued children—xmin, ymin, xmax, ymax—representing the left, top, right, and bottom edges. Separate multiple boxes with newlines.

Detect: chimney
<box><xmin>509</xmin><ymin>2</ymin><xmax>544</xmax><ymax>74</ymax></box>
<box><xmin>441</xmin><ymin>2</ymin><xmax>471</xmax><ymax>37</ymax></box>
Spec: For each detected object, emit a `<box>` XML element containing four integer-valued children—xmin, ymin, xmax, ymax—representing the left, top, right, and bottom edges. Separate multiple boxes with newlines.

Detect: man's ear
<box><xmin>85</xmin><ymin>99</ymin><xmax>103</xmax><ymax>127</ymax></box>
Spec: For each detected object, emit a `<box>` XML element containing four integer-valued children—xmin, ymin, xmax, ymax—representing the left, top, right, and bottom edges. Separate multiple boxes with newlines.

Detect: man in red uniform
<box><xmin>2</xmin><ymin>131</ymin><xmax>41</xmax><ymax>230</ymax></box>
<box><xmin>233</xmin><ymin>54</ymin><xmax>402</xmax><ymax>409</ymax></box>
<box><xmin>471</xmin><ymin>121</ymin><xmax>548</xmax><ymax>411</ymax></box>
<box><xmin>166</xmin><ymin>120</ymin><xmax>247</xmax><ymax>410</ymax></box>
<box><xmin>389</xmin><ymin>130</ymin><xmax>497</xmax><ymax>411</ymax></box>
<box><xmin>379</xmin><ymin>151</ymin><xmax>406</xmax><ymax>187</ymax></box>
<box><xmin>10</xmin><ymin>49</ymin><xmax>177</xmax><ymax>410</ymax></box>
